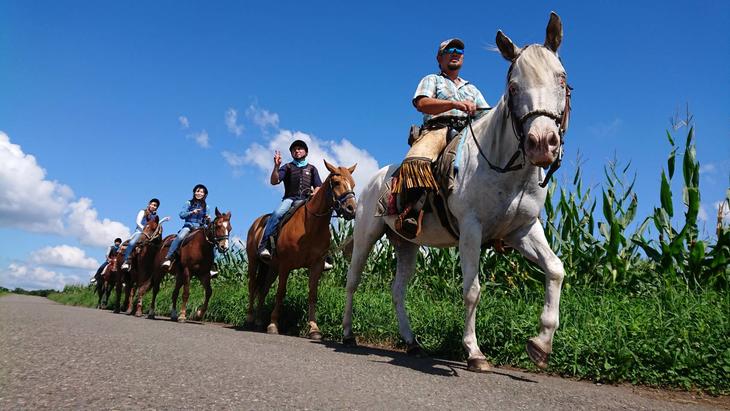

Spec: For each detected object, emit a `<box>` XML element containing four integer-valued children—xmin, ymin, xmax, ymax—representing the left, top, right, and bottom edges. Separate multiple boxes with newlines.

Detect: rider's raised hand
<box><xmin>274</xmin><ymin>150</ymin><xmax>282</xmax><ymax>168</ymax></box>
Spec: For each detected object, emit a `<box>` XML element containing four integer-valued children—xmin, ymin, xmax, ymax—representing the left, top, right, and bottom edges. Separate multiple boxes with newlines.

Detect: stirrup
<box><xmin>395</xmin><ymin>209</ymin><xmax>423</xmax><ymax>239</ymax></box>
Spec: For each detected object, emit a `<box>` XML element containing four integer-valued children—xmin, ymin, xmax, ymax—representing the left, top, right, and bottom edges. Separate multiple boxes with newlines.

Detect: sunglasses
<box><xmin>441</xmin><ymin>47</ymin><xmax>464</xmax><ymax>55</ymax></box>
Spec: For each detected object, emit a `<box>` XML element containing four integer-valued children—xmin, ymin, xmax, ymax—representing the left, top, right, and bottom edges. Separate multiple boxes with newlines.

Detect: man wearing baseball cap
<box><xmin>258</xmin><ymin>140</ymin><xmax>323</xmax><ymax>261</ymax></box>
<box><xmin>392</xmin><ymin>38</ymin><xmax>489</xmax><ymax>238</ymax></box>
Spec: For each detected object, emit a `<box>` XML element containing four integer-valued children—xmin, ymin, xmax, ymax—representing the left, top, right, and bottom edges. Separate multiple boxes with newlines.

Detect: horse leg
<box><xmin>245</xmin><ymin>258</ymin><xmax>259</xmax><ymax>328</ymax></box>
<box><xmin>508</xmin><ymin>220</ymin><xmax>565</xmax><ymax>370</ymax></box>
<box><xmin>390</xmin><ymin>241</ymin><xmax>422</xmax><ymax>355</ymax></box>
<box><xmin>459</xmin><ymin>216</ymin><xmax>491</xmax><ymax>373</ymax></box>
<box><xmin>267</xmin><ymin>269</ymin><xmax>288</xmax><ymax>334</ymax></box>
<box><xmin>256</xmin><ymin>266</ymin><xmax>276</xmax><ymax>330</ymax></box>
<box><xmin>179</xmin><ymin>268</ymin><xmax>191</xmax><ymax>322</ymax></box>
<box><xmin>170</xmin><ymin>270</ymin><xmax>184</xmax><ymax>321</ymax></box>
<box><xmin>148</xmin><ymin>279</ymin><xmax>160</xmax><ymax>319</ymax></box>
<box><xmin>135</xmin><ymin>278</ymin><xmax>152</xmax><ymax>317</ymax></box>
<box><xmin>113</xmin><ymin>278</ymin><xmax>123</xmax><ymax>313</ymax></box>
<box><xmin>306</xmin><ymin>262</ymin><xmax>324</xmax><ymax>340</ymax></box>
<box><xmin>342</xmin><ymin>203</ymin><xmax>385</xmax><ymax>346</ymax></box>
<box><xmin>195</xmin><ymin>275</ymin><xmax>212</xmax><ymax>321</ymax></box>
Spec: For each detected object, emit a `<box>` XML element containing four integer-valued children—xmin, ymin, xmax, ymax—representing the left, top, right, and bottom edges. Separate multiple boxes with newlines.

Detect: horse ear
<box><xmin>225</xmin><ymin>211</ymin><xmax>231</xmax><ymax>218</ymax></box>
<box><xmin>544</xmin><ymin>11</ymin><xmax>563</xmax><ymax>52</ymax></box>
<box><xmin>347</xmin><ymin>163</ymin><xmax>357</xmax><ymax>174</ymax></box>
<box><xmin>215</xmin><ymin>207</ymin><xmax>221</xmax><ymax>217</ymax></box>
<box><xmin>496</xmin><ymin>30</ymin><xmax>521</xmax><ymax>61</ymax></box>
<box><xmin>323</xmin><ymin>159</ymin><xmax>337</xmax><ymax>174</ymax></box>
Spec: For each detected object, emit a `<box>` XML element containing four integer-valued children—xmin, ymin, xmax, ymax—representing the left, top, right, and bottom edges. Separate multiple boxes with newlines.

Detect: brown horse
<box><xmin>128</xmin><ymin>216</ymin><xmax>168</xmax><ymax>316</ymax></box>
<box><xmin>95</xmin><ymin>257</ymin><xmax>118</xmax><ymax>309</ymax></box>
<box><xmin>134</xmin><ymin>234</ymin><xmax>175</xmax><ymax>319</ymax></box>
<box><xmin>245</xmin><ymin>160</ymin><xmax>356</xmax><ymax>339</ymax></box>
<box><xmin>170</xmin><ymin>208</ymin><xmax>232</xmax><ymax>322</ymax></box>
<box><xmin>111</xmin><ymin>243</ymin><xmax>131</xmax><ymax>313</ymax></box>
<box><xmin>110</xmin><ymin>217</ymin><xmax>163</xmax><ymax>314</ymax></box>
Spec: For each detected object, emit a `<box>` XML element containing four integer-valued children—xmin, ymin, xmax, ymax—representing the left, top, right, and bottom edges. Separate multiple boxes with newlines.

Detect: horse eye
<box><xmin>508</xmin><ymin>83</ymin><xmax>518</xmax><ymax>95</ymax></box>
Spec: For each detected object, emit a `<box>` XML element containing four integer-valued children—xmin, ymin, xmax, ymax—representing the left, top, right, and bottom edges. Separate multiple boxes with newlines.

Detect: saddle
<box><xmin>377</xmin><ymin>134</ymin><xmax>462</xmax><ymax>240</ymax></box>
<box><xmin>261</xmin><ymin>199</ymin><xmax>307</xmax><ymax>256</ymax></box>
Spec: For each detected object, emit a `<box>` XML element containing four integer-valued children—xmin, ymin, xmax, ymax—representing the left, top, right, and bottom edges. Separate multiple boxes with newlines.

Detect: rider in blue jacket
<box><xmin>161</xmin><ymin>184</ymin><xmax>219</xmax><ymax>278</ymax></box>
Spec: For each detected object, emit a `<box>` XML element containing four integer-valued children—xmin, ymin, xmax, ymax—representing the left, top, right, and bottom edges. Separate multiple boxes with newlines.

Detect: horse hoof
<box><xmin>266</xmin><ymin>324</ymin><xmax>279</xmax><ymax>334</ymax></box>
<box><xmin>526</xmin><ymin>338</ymin><xmax>550</xmax><ymax>370</ymax></box>
<box><xmin>147</xmin><ymin>313</ymin><xmax>155</xmax><ymax>320</ymax></box>
<box><xmin>308</xmin><ymin>330</ymin><xmax>322</xmax><ymax>340</ymax></box>
<box><xmin>342</xmin><ymin>335</ymin><xmax>357</xmax><ymax>347</ymax></box>
<box><xmin>195</xmin><ymin>310</ymin><xmax>204</xmax><ymax>321</ymax></box>
<box><xmin>406</xmin><ymin>343</ymin><xmax>427</xmax><ymax>358</ymax></box>
<box><xmin>113</xmin><ymin>309</ymin><xmax>120</xmax><ymax>314</ymax></box>
<box><xmin>243</xmin><ymin>321</ymin><xmax>255</xmax><ymax>330</ymax></box>
<box><xmin>467</xmin><ymin>358</ymin><xmax>492</xmax><ymax>373</ymax></box>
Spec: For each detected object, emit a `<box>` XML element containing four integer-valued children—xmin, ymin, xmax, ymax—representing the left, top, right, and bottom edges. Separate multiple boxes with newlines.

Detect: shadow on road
<box><xmin>315</xmin><ymin>340</ymin><xmax>537</xmax><ymax>383</ymax></box>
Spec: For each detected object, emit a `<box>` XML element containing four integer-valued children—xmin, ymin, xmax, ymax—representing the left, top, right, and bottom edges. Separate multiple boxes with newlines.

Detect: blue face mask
<box><xmin>293</xmin><ymin>158</ymin><xmax>308</xmax><ymax>167</ymax></box>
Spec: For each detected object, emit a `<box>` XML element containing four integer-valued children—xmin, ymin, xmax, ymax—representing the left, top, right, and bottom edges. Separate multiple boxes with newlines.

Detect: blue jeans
<box><xmin>259</xmin><ymin>198</ymin><xmax>294</xmax><ymax>251</ymax></box>
<box><xmin>166</xmin><ymin>226</ymin><xmax>192</xmax><ymax>259</ymax></box>
<box><xmin>123</xmin><ymin>231</ymin><xmax>142</xmax><ymax>261</ymax></box>
<box><xmin>165</xmin><ymin>225</ymin><xmax>220</xmax><ymax>263</ymax></box>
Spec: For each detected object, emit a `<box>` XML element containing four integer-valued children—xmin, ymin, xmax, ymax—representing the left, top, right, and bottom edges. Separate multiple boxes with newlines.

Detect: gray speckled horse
<box><xmin>342</xmin><ymin>12</ymin><xmax>571</xmax><ymax>372</ymax></box>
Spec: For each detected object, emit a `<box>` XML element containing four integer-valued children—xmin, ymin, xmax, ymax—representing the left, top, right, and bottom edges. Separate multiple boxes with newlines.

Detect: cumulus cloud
<box><xmin>225</xmin><ymin>108</ymin><xmax>244</xmax><ymax>136</ymax></box>
<box><xmin>229</xmin><ymin>127</ymin><xmax>379</xmax><ymax>195</ymax></box>
<box><xmin>66</xmin><ymin>198</ymin><xmax>130</xmax><ymax>247</ymax></box>
<box><xmin>246</xmin><ymin>105</ymin><xmax>280</xmax><ymax>129</ymax></box>
<box><xmin>699</xmin><ymin>163</ymin><xmax>717</xmax><ymax>175</ymax></box>
<box><xmin>0</xmin><ymin>131</ymin><xmax>131</xmax><ymax>245</ymax></box>
<box><xmin>187</xmin><ymin>130</ymin><xmax>210</xmax><ymax>148</ymax></box>
<box><xmin>0</xmin><ymin>263</ymin><xmax>86</xmax><ymax>291</ymax></box>
<box><xmin>178</xmin><ymin>116</ymin><xmax>190</xmax><ymax>129</ymax></box>
<box><xmin>29</xmin><ymin>245</ymin><xmax>99</xmax><ymax>269</ymax></box>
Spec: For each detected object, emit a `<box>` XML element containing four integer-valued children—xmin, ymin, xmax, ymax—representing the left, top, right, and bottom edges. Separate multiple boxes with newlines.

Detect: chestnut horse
<box><xmin>170</xmin><ymin>208</ymin><xmax>232</xmax><ymax>322</ymax></box>
<box><xmin>109</xmin><ymin>216</ymin><xmax>164</xmax><ymax>314</ymax></box>
<box><xmin>134</xmin><ymin>235</ymin><xmax>175</xmax><ymax>319</ymax></box>
<box><xmin>245</xmin><ymin>160</ymin><xmax>356</xmax><ymax>339</ymax></box>
<box><xmin>95</xmin><ymin>257</ymin><xmax>118</xmax><ymax>309</ymax></box>
<box><xmin>129</xmin><ymin>216</ymin><xmax>169</xmax><ymax>316</ymax></box>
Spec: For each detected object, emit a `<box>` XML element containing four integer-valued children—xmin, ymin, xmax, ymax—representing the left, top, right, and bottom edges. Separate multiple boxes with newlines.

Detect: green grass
<box><xmin>49</xmin><ymin>273</ymin><xmax>729</xmax><ymax>395</ymax></box>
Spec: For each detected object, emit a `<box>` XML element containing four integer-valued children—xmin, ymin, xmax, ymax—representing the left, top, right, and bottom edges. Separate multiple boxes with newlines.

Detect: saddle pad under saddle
<box><xmin>376</xmin><ymin>135</ymin><xmax>462</xmax><ymax>238</ymax></box>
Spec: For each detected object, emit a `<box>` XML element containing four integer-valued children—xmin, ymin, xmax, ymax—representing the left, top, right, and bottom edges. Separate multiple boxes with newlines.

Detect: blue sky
<box><xmin>1</xmin><ymin>1</ymin><xmax>728</xmax><ymax>290</ymax></box>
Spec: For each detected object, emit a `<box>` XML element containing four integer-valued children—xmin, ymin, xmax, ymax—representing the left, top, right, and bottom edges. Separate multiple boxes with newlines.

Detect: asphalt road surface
<box><xmin>0</xmin><ymin>294</ymin><xmax>722</xmax><ymax>410</ymax></box>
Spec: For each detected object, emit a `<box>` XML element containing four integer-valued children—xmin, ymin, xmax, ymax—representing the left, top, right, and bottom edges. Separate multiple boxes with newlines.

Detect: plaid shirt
<box><xmin>413</xmin><ymin>72</ymin><xmax>489</xmax><ymax>124</ymax></box>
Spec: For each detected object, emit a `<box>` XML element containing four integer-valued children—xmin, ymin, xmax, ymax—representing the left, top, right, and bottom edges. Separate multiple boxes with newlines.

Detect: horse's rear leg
<box><xmin>267</xmin><ymin>270</ymin><xmax>288</xmax><ymax>335</ymax></box>
<box><xmin>508</xmin><ymin>221</ymin><xmax>565</xmax><ymax>370</ymax></box>
<box><xmin>342</xmin><ymin>211</ymin><xmax>385</xmax><ymax>346</ymax></box>
<box><xmin>306</xmin><ymin>263</ymin><xmax>324</xmax><ymax>340</ymax></box>
<box><xmin>179</xmin><ymin>268</ymin><xmax>191</xmax><ymax>322</ymax></box>
<box><xmin>135</xmin><ymin>278</ymin><xmax>152</xmax><ymax>317</ymax></box>
<box><xmin>170</xmin><ymin>270</ymin><xmax>184</xmax><ymax>321</ymax></box>
<box><xmin>113</xmin><ymin>280</ymin><xmax>123</xmax><ymax>313</ymax></box>
<box><xmin>391</xmin><ymin>241</ymin><xmax>422</xmax><ymax>355</ymax></box>
<box><xmin>148</xmin><ymin>280</ymin><xmax>160</xmax><ymax>319</ymax></box>
<box><xmin>245</xmin><ymin>259</ymin><xmax>259</xmax><ymax>328</ymax></box>
<box><xmin>195</xmin><ymin>276</ymin><xmax>212</xmax><ymax>321</ymax></box>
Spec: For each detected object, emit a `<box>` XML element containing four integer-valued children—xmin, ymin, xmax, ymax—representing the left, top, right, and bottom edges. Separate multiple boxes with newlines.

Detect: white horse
<box><xmin>342</xmin><ymin>12</ymin><xmax>571</xmax><ymax>372</ymax></box>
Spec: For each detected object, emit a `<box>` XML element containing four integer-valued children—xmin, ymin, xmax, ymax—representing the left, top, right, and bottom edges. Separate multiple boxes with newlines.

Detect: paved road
<box><xmin>0</xmin><ymin>294</ymin><xmax>721</xmax><ymax>410</ymax></box>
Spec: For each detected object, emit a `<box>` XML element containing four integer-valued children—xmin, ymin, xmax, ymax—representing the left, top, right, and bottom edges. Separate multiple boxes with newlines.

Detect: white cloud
<box><xmin>246</xmin><ymin>105</ymin><xmax>280</xmax><ymax>129</ymax></box>
<box><xmin>187</xmin><ymin>130</ymin><xmax>210</xmax><ymax>148</ymax></box>
<box><xmin>0</xmin><ymin>131</ymin><xmax>131</xmax><ymax>245</ymax></box>
<box><xmin>29</xmin><ymin>245</ymin><xmax>99</xmax><ymax>269</ymax></box>
<box><xmin>0</xmin><ymin>263</ymin><xmax>86</xmax><ymax>291</ymax></box>
<box><xmin>231</xmin><ymin>127</ymin><xmax>379</xmax><ymax>196</ymax></box>
<box><xmin>66</xmin><ymin>198</ymin><xmax>130</xmax><ymax>247</ymax></box>
<box><xmin>699</xmin><ymin>163</ymin><xmax>717</xmax><ymax>175</ymax></box>
<box><xmin>178</xmin><ymin>115</ymin><xmax>190</xmax><ymax>129</ymax></box>
<box><xmin>225</xmin><ymin>108</ymin><xmax>244</xmax><ymax>136</ymax></box>
<box><xmin>221</xmin><ymin>151</ymin><xmax>247</xmax><ymax>168</ymax></box>
<box><xmin>588</xmin><ymin>118</ymin><xmax>623</xmax><ymax>138</ymax></box>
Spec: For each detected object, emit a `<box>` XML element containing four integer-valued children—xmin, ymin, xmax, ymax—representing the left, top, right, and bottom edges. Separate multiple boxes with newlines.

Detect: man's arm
<box><xmin>270</xmin><ymin>151</ymin><xmax>283</xmax><ymax>185</ymax></box>
<box><xmin>414</xmin><ymin>96</ymin><xmax>477</xmax><ymax>115</ymax></box>
<box><xmin>135</xmin><ymin>210</ymin><xmax>145</xmax><ymax>231</ymax></box>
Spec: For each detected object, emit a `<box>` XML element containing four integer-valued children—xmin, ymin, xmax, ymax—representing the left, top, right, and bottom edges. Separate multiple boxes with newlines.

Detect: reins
<box><xmin>468</xmin><ymin>45</ymin><xmax>572</xmax><ymax>187</ymax></box>
<box><xmin>305</xmin><ymin>175</ymin><xmax>355</xmax><ymax>219</ymax></box>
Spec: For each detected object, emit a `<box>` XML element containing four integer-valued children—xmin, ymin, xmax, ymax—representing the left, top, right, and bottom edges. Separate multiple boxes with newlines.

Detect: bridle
<box><xmin>138</xmin><ymin>221</ymin><xmax>163</xmax><ymax>247</ymax></box>
<box><xmin>306</xmin><ymin>174</ymin><xmax>356</xmax><ymax>219</ymax></box>
<box><xmin>468</xmin><ymin>45</ymin><xmax>572</xmax><ymax>187</ymax></box>
<box><xmin>205</xmin><ymin>217</ymin><xmax>230</xmax><ymax>253</ymax></box>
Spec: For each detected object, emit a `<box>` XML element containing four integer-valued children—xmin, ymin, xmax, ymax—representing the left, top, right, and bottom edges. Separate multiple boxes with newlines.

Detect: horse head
<box><xmin>210</xmin><ymin>208</ymin><xmax>233</xmax><ymax>253</ymax></box>
<box><xmin>141</xmin><ymin>214</ymin><xmax>162</xmax><ymax>244</ymax></box>
<box><xmin>324</xmin><ymin>160</ymin><xmax>357</xmax><ymax>220</ymax></box>
<box><xmin>496</xmin><ymin>12</ymin><xmax>571</xmax><ymax>168</ymax></box>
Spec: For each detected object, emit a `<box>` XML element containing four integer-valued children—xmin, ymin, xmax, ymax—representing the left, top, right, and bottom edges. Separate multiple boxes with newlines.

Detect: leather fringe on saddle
<box><xmin>392</xmin><ymin>157</ymin><xmax>439</xmax><ymax>194</ymax></box>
